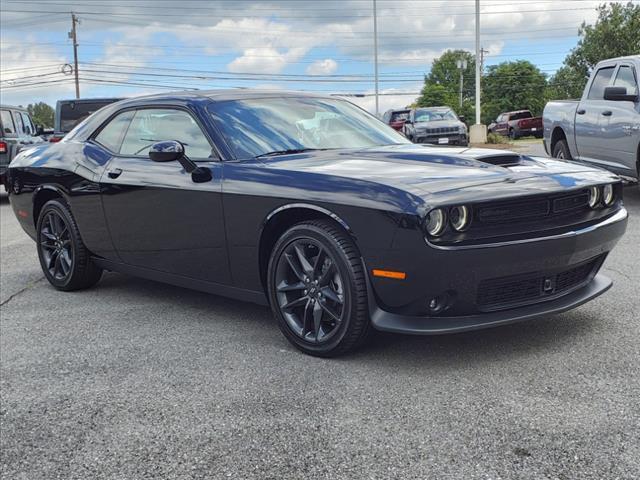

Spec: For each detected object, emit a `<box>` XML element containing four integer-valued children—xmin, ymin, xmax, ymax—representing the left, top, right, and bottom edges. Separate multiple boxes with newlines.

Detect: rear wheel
<box><xmin>267</xmin><ymin>220</ymin><xmax>370</xmax><ymax>357</ymax></box>
<box><xmin>552</xmin><ymin>139</ymin><xmax>572</xmax><ymax>160</ymax></box>
<box><xmin>37</xmin><ymin>199</ymin><xmax>102</xmax><ymax>291</ymax></box>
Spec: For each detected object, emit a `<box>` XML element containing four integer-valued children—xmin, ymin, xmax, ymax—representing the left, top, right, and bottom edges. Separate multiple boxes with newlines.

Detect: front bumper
<box><xmin>370</xmin><ymin>274</ymin><xmax>611</xmax><ymax>334</ymax></box>
<box><xmin>366</xmin><ymin>207</ymin><xmax>628</xmax><ymax>334</ymax></box>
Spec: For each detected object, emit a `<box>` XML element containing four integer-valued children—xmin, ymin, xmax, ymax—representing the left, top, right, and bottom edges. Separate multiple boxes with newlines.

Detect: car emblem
<box><xmin>543</xmin><ymin>277</ymin><xmax>555</xmax><ymax>293</ymax></box>
<box><xmin>12</xmin><ymin>179</ymin><xmax>21</xmax><ymax>194</ymax></box>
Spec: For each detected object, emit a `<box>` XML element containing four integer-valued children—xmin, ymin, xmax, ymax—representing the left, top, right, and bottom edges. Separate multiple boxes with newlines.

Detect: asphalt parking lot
<box><xmin>1</xmin><ymin>181</ymin><xmax>639</xmax><ymax>479</ymax></box>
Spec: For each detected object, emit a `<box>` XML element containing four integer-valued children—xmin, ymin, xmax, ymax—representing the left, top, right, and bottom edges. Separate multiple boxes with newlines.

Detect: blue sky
<box><xmin>0</xmin><ymin>0</ymin><xmax>620</xmax><ymax>112</ymax></box>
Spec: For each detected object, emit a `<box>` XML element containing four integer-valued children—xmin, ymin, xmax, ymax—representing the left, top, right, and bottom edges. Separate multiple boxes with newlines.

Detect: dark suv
<box><xmin>1</xmin><ymin>105</ymin><xmax>44</xmax><ymax>184</ymax></box>
<box><xmin>50</xmin><ymin>98</ymin><xmax>122</xmax><ymax>142</ymax></box>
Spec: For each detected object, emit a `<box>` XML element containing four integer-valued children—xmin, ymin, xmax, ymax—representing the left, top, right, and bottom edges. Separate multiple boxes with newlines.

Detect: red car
<box><xmin>382</xmin><ymin>109</ymin><xmax>410</xmax><ymax>131</ymax></box>
<box><xmin>488</xmin><ymin>110</ymin><xmax>543</xmax><ymax>139</ymax></box>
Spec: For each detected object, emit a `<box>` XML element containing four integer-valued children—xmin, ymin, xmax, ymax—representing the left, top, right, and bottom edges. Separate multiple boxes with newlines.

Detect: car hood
<box><xmin>260</xmin><ymin>144</ymin><xmax>618</xmax><ymax>207</ymax></box>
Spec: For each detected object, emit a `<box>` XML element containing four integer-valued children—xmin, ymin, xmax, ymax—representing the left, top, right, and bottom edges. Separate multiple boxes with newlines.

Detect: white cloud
<box><xmin>306</xmin><ymin>59</ymin><xmax>338</xmax><ymax>75</ymax></box>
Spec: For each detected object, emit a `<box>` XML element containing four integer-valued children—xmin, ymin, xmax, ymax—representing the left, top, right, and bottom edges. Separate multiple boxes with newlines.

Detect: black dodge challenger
<box><xmin>5</xmin><ymin>91</ymin><xmax>628</xmax><ymax>356</ymax></box>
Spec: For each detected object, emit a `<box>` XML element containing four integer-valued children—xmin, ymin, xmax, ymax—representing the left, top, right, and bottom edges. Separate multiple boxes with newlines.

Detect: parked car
<box><xmin>50</xmin><ymin>97</ymin><xmax>122</xmax><ymax>142</ymax></box>
<box><xmin>488</xmin><ymin>110</ymin><xmax>543</xmax><ymax>139</ymax></box>
<box><xmin>6</xmin><ymin>91</ymin><xmax>628</xmax><ymax>357</ymax></box>
<box><xmin>1</xmin><ymin>104</ymin><xmax>44</xmax><ymax>183</ymax></box>
<box><xmin>382</xmin><ymin>108</ymin><xmax>410</xmax><ymax>131</ymax></box>
<box><xmin>544</xmin><ymin>55</ymin><xmax>640</xmax><ymax>181</ymax></box>
<box><xmin>403</xmin><ymin>106</ymin><xmax>468</xmax><ymax>145</ymax></box>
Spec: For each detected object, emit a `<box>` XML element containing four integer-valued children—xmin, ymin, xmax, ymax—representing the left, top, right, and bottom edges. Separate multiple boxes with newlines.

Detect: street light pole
<box><xmin>456</xmin><ymin>58</ymin><xmax>467</xmax><ymax>109</ymax></box>
<box><xmin>373</xmin><ymin>0</ymin><xmax>379</xmax><ymax>116</ymax></box>
<box><xmin>474</xmin><ymin>0</ymin><xmax>481</xmax><ymax>125</ymax></box>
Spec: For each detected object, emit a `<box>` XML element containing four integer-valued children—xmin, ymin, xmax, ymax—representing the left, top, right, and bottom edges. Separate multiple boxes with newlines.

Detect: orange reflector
<box><xmin>372</xmin><ymin>269</ymin><xmax>406</xmax><ymax>280</ymax></box>
<box><xmin>17</xmin><ymin>210</ymin><xmax>28</xmax><ymax>218</ymax></box>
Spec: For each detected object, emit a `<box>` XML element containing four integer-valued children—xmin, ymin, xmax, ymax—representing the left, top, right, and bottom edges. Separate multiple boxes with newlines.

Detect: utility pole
<box><xmin>373</xmin><ymin>0</ymin><xmax>379</xmax><ymax>116</ymax></box>
<box><xmin>69</xmin><ymin>13</ymin><xmax>80</xmax><ymax>99</ymax></box>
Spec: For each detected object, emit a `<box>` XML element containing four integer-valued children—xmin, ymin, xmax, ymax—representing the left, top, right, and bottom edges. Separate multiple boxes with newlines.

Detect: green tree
<box><xmin>545</xmin><ymin>66</ymin><xmax>587</xmax><ymax>101</ymax></box>
<box><xmin>565</xmin><ymin>2</ymin><xmax>640</xmax><ymax>78</ymax></box>
<box><xmin>417</xmin><ymin>49</ymin><xmax>476</xmax><ymax>122</ymax></box>
<box><xmin>543</xmin><ymin>2</ymin><xmax>639</xmax><ymax>103</ymax></box>
<box><xmin>27</xmin><ymin>102</ymin><xmax>54</xmax><ymax>128</ymax></box>
<box><xmin>481</xmin><ymin>60</ymin><xmax>547</xmax><ymax>125</ymax></box>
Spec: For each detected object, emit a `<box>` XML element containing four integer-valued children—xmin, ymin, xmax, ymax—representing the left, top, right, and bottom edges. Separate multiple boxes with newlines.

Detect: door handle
<box><xmin>107</xmin><ymin>168</ymin><xmax>122</xmax><ymax>179</ymax></box>
<box><xmin>577</xmin><ymin>109</ymin><xmax>586</xmax><ymax>115</ymax></box>
<box><xmin>602</xmin><ymin>110</ymin><xmax>613</xmax><ymax>116</ymax></box>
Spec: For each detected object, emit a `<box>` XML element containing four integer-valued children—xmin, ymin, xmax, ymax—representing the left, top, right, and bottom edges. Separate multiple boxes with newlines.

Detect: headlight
<box><xmin>587</xmin><ymin>186</ymin><xmax>600</xmax><ymax>208</ymax></box>
<box><xmin>450</xmin><ymin>205</ymin><xmax>471</xmax><ymax>231</ymax></box>
<box><xmin>424</xmin><ymin>208</ymin><xmax>446</xmax><ymax>236</ymax></box>
<box><xmin>602</xmin><ymin>184</ymin><xmax>615</xmax><ymax>206</ymax></box>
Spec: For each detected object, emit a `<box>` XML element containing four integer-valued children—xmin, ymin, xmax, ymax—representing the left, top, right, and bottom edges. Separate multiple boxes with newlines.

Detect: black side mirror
<box><xmin>458</xmin><ymin>115</ymin><xmax>466</xmax><ymax>123</ymax></box>
<box><xmin>149</xmin><ymin>140</ymin><xmax>185</xmax><ymax>162</ymax></box>
<box><xmin>35</xmin><ymin>125</ymin><xmax>45</xmax><ymax>136</ymax></box>
<box><xmin>604</xmin><ymin>86</ymin><xmax>639</xmax><ymax>102</ymax></box>
<box><xmin>148</xmin><ymin>140</ymin><xmax>212</xmax><ymax>183</ymax></box>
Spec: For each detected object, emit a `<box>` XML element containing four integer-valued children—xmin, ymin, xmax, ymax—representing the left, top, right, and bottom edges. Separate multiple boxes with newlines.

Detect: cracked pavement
<box><xmin>1</xmin><ymin>183</ymin><xmax>639</xmax><ymax>479</ymax></box>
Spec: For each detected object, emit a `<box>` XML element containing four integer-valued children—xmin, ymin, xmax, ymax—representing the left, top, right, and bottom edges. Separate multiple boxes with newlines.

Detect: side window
<box><xmin>588</xmin><ymin>66</ymin><xmax>615</xmax><ymax>100</ymax></box>
<box><xmin>21</xmin><ymin>112</ymin><xmax>34</xmax><ymax>135</ymax></box>
<box><xmin>613</xmin><ymin>65</ymin><xmax>638</xmax><ymax>95</ymax></box>
<box><xmin>1</xmin><ymin>110</ymin><xmax>16</xmax><ymax>135</ymax></box>
<box><xmin>120</xmin><ymin>108</ymin><xmax>213</xmax><ymax>159</ymax></box>
<box><xmin>94</xmin><ymin>110</ymin><xmax>135</xmax><ymax>152</ymax></box>
<box><xmin>13</xmin><ymin>111</ymin><xmax>25</xmax><ymax>135</ymax></box>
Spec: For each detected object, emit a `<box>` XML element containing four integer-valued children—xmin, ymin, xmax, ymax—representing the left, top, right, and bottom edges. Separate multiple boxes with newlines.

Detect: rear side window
<box><xmin>1</xmin><ymin>110</ymin><xmax>16</xmax><ymax>135</ymax></box>
<box><xmin>13</xmin><ymin>111</ymin><xmax>25</xmax><ymax>135</ymax></box>
<box><xmin>588</xmin><ymin>66</ymin><xmax>615</xmax><ymax>99</ymax></box>
<box><xmin>120</xmin><ymin>108</ymin><xmax>213</xmax><ymax>159</ymax></box>
<box><xmin>94</xmin><ymin>110</ymin><xmax>135</xmax><ymax>152</ymax></box>
<box><xmin>390</xmin><ymin>111</ymin><xmax>409</xmax><ymax>122</ymax></box>
<box><xmin>21</xmin><ymin>112</ymin><xmax>34</xmax><ymax>135</ymax></box>
<box><xmin>614</xmin><ymin>65</ymin><xmax>638</xmax><ymax>95</ymax></box>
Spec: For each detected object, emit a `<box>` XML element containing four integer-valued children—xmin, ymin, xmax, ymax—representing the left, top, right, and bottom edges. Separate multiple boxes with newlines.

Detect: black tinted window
<box><xmin>509</xmin><ymin>111</ymin><xmax>532</xmax><ymax>120</ymax></box>
<box><xmin>614</xmin><ymin>65</ymin><xmax>638</xmax><ymax>95</ymax></box>
<box><xmin>60</xmin><ymin>101</ymin><xmax>117</xmax><ymax>132</ymax></box>
<box><xmin>1</xmin><ymin>110</ymin><xmax>15</xmax><ymax>135</ymax></box>
<box><xmin>94</xmin><ymin>110</ymin><xmax>134</xmax><ymax>152</ymax></box>
<box><xmin>588</xmin><ymin>67</ymin><xmax>615</xmax><ymax>100</ymax></box>
<box><xmin>120</xmin><ymin>109</ymin><xmax>213</xmax><ymax>159</ymax></box>
<box><xmin>13</xmin><ymin>111</ymin><xmax>25</xmax><ymax>135</ymax></box>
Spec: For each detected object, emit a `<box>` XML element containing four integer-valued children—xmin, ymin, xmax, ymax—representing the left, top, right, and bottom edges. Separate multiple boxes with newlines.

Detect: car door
<box><xmin>98</xmin><ymin>106</ymin><xmax>231</xmax><ymax>285</ymax></box>
<box><xmin>574</xmin><ymin>65</ymin><xmax>616</xmax><ymax>163</ymax></box>
<box><xmin>595</xmin><ymin>63</ymin><xmax>640</xmax><ymax>176</ymax></box>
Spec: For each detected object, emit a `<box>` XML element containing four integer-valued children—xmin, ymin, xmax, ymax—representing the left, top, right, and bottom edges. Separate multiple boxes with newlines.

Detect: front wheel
<box><xmin>37</xmin><ymin>199</ymin><xmax>103</xmax><ymax>291</ymax></box>
<box><xmin>267</xmin><ymin>220</ymin><xmax>370</xmax><ymax>357</ymax></box>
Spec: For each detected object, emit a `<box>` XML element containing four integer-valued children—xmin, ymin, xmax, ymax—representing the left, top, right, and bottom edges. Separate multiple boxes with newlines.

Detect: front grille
<box><xmin>476</xmin><ymin>256</ymin><xmax>603</xmax><ymax>311</ymax></box>
<box><xmin>424</xmin><ymin>126</ymin><xmax>459</xmax><ymax>135</ymax></box>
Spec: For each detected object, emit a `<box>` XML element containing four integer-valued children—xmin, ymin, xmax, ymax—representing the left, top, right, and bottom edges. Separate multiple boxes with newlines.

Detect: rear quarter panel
<box><xmin>543</xmin><ymin>100</ymin><xmax>579</xmax><ymax>156</ymax></box>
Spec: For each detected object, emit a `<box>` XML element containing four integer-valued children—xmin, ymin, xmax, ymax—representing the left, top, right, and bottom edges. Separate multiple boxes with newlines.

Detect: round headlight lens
<box><xmin>450</xmin><ymin>205</ymin><xmax>471</xmax><ymax>231</ymax></box>
<box><xmin>425</xmin><ymin>208</ymin><xmax>446</xmax><ymax>236</ymax></box>
<box><xmin>602</xmin><ymin>184</ymin><xmax>614</xmax><ymax>206</ymax></box>
<box><xmin>587</xmin><ymin>186</ymin><xmax>600</xmax><ymax>208</ymax></box>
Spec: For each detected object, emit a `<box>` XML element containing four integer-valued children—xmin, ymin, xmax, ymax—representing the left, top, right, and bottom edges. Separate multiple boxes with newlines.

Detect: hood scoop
<box><xmin>476</xmin><ymin>154</ymin><xmax>526</xmax><ymax>168</ymax></box>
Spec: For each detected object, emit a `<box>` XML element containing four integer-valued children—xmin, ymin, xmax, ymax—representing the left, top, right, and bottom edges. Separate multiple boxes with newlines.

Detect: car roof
<box><xmin>415</xmin><ymin>106</ymin><xmax>451</xmax><ymax>110</ymax></box>
<box><xmin>56</xmin><ymin>97</ymin><xmax>123</xmax><ymax>104</ymax></box>
<box><xmin>0</xmin><ymin>104</ymin><xmax>29</xmax><ymax>112</ymax></box>
<box><xmin>112</xmin><ymin>89</ymin><xmax>334</xmax><ymax>105</ymax></box>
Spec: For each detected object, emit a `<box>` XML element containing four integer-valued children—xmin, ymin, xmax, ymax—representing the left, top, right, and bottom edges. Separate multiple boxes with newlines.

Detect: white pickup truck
<box><xmin>543</xmin><ymin>55</ymin><xmax>640</xmax><ymax>181</ymax></box>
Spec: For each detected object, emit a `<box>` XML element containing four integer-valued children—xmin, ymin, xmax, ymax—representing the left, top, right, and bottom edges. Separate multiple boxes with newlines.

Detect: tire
<box><xmin>36</xmin><ymin>199</ymin><xmax>102</xmax><ymax>291</ymax></box>
<box><xmin>552</xmin><ymin>139</ymin><xmax>572</xmax><ymax>160</ymax></box>
<box><xmin>267</xmin><ymin>220</ymin><xmax>370</xmax><ymax>357</ymax></box>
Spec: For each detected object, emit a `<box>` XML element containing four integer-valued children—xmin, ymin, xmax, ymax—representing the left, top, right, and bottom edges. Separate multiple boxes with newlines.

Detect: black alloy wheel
<box><xmin>39</xmin><ymin>209</ymin><xmax>73</xmax><ymax>281</ymax></box>
<box><xmin>275</xmin><ymin>238</ymin><xmax>345</xmax><ymax>344</ymax></box>
<box><xmin>268</xmin><ymin>220</ymin><xmax>370</xmax><ymax>357</ymax></box>
<box><xmin>37</xmin><ymin>199</ymin><xmax>103</xmax><ymax>291</ymax></box>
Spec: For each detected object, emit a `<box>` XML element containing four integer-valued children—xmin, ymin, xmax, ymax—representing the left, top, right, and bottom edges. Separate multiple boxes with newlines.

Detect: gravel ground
<box><xmin>1</xmin><ymin>180</ymin><xmax>639</xmax><ymax>479</ymax></box>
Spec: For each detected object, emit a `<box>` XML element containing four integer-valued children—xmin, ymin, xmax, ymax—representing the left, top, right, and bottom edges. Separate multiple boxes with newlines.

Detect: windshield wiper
<box><xmin>256</xmin><ymin>148</ymin><xmax>325</xmax><ymax>158</ymax></box>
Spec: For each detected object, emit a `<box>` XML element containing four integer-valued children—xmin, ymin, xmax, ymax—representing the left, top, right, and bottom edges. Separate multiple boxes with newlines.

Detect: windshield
<box><xmin>59</xmin><ymin>100</ymin><xmax>120</xmax><ymax>133</ymax></box>
<box><xmin>209</xmin><ymin>97</ymin><xmax>409</xmax><ymax>159</ymax></box>
<box><xmin>390</xmin><ymin>111</ymin><xmax>410</xmax><ymax>122</ymax></box>
<box><xmin>415</xmin><ymin>108</ymin><xmax>457</xmax><ymax>122</ymax></box>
